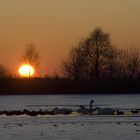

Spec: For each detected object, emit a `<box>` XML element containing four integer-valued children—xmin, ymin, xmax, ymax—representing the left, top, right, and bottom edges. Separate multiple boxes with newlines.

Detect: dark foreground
<box><xmin>0</xmin><ymin>78</ymin><xmax>140</xmax><ymax>95</ymax></box>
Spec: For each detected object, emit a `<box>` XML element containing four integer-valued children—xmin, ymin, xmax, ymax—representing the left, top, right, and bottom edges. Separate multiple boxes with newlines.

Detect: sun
<box><xmin>18</xmin><ymin>64</ymin><xmax>35</xmax><ymax>77</ymax></box>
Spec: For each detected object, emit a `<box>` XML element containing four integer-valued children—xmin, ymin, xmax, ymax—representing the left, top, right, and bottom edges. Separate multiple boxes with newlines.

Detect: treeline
<box><xmin>62</xmin><ymin>27</ymin><xmax>140</xmax><ymax>81</ymax></box>
<box><xmin>0</xmin><ymin>27</ymin><xmax>140</xmax><ymax>82</ymax></box>
<box><xmin>0</xmin><ymin>78</ymin><xmax>140</xmax><ymax>94</ymax></box>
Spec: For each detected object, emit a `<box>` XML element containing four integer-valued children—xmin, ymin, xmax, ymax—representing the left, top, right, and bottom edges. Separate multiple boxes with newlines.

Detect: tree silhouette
<box><xmin>62</xmin><ymin>27</ymin><xmax>140</xmax><ymax>82</ymax></box>
<box><xmin>117</xmin><ymin>48</ymin><xmax>140</xmax><ymax>79</ymax></box>
<box><xmin>22</xmin><ymin>44</ymin><xmax>40</xmax><ymax>67</ymax></box>
<box><xmin>0</xmin><ymin>64</ymin><xmax>9</xmax><ymax>78</ymax></box>
<box><xmin>85</xmin><ymin>27</ymin><xmax>111</xmax><ymax>79</ymax></box>
<box><xmin>62</xmin><ymin>42</ymin><xmax>86</xmax><ymax>80</ymax></box>
<box><xmin>62</xmin><ymin>27</ymin><xmax>112</xmax><ymax>80</ymax></box>
<box><xmin>100</xmin><ymin>46</ymin><xmax>120</xmax><ymax>79</ymax></box>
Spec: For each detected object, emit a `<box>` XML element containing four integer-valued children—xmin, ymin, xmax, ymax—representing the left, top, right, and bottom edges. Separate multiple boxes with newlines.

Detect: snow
<box><xmin>0</xmin><ymin>94</ymin><xmax>140</xmax><ymax>139</ymax></box>
<box><xmin>0</xmin><ymin>115</ymin><xmax>140</xmax><ymax>140</ymax></box>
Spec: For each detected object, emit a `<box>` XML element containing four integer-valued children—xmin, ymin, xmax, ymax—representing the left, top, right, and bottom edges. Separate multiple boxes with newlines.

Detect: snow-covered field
<box><xmin>0</xmin><ymin>94</ymin><xmax>140</xmax><ymax>140</ymax></box>
<box><xmin>0</xmin><ymin>115</ymin><xmax>140</xmax><ymax>140</ymax></box>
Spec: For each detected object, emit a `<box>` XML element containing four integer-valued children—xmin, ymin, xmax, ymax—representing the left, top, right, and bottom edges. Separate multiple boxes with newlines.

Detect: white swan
<box><xmin>77</xmin><ymin>99</ymin><xmax>94</xmax><ymax>114</ymax></box>
<box><xmin>52</xmin><ymin>107</ymin><xmax>72</xmax><ymax>115</ymax></box>
<box><xmin>94</xmin><ymin>107</ymin><xmax>115</xmax><ymax>115</ymax></box>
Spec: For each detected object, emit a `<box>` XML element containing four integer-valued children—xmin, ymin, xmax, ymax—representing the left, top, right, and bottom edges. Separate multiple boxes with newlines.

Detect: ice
<box><xmin>0</xmin><ymin>94</ymin><xmax>140</xmax><ymax>111</ymax></box>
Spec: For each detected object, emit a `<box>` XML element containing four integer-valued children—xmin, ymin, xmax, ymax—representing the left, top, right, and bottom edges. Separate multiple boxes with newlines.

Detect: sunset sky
<box><xmin>0</xmin><ymin>0</ymin><xmax>140</xmax><ymax>75</ymax></box>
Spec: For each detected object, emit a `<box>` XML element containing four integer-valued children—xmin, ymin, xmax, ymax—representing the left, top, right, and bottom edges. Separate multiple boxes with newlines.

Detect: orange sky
<box><xmin>0</xmin><ymin>0</ymin><xmax>140</xmax><ymax>75</ymax></box>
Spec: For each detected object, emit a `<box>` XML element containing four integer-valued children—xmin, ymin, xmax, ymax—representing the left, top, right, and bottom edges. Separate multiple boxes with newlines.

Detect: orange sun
<box><xmin>18</xmin><ymin>64</ymin><xmax>35</xmax><ymax>77</ymax></box>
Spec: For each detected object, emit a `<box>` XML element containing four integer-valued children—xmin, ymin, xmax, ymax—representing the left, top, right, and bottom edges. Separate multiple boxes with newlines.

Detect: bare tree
<box><xmin>117</xmin><ymin>48</ymin><xmax>140</xmax><ymax>79</ymax></box>
<box><xmin>62</xmin><ymin>44</ymin><xmax>86</xmax><ymax>80</ymax></box>
<box><xmin>79</xmin><ymin>28</ymin><xmax>112</xmax><ymax>79</ymax></box>
<box><xmin>0</xmin><ymin>64</ymin><xmax>9</xmax><ymax>78</ymax></box>
<box><xmin>22</xmin><ymin>44</ymin><xmax>40</xmax><ymax>67</ymax></box>
<box><xmin>62</xmin><ymin>27</ymin><xmax>113</xmax><ymax>80</ymax></box>
<box><xmin>101</xmin><ymin>46</ymin><xmax>120</xmax><ymax>79</ymax></box>
<box><xmin>82</xmin><ymin>27</ymin><xmax>112</xmax><ymax>79</ymax></box>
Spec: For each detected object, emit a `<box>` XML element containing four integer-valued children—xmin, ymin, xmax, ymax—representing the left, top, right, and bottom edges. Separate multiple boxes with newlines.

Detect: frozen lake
<box><xmin>0</xmin><ymin>94</ymin><xmax>140</xmax><ymax>140</ymax></box>
<box><xmin>0</xmin><ymin>94</ymin><xmax>140</xmax><ymax>110</ymax></box>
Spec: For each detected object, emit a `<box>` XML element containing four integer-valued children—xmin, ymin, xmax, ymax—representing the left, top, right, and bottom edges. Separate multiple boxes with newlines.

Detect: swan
<box><xmin>77</xmin><ymin>99</ymin><xmax>94</xmax><ymax>114</ymax></box>
<box><xmin>90</xmin><ymin>99</ymin><xmax>94</xmax><ymax>110</ymax></box>
<box><xmin>116</xmin><ymin>110</ymin><xmax>124</xmax><ymax>115</ymax></box>
<box><xmin>131</xmin><ymin>110</ymin><xmax>139</xmax><ymax>114</ymax></box>
<box><xmin>52</xmin><ymin>107</ymin><xmax>72</xmax><ymax>115</ymax></box>
<box><xmin>94</xmin><ymin>107</ymin><xmax>115</xmax><ymax>115</ymax></box>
